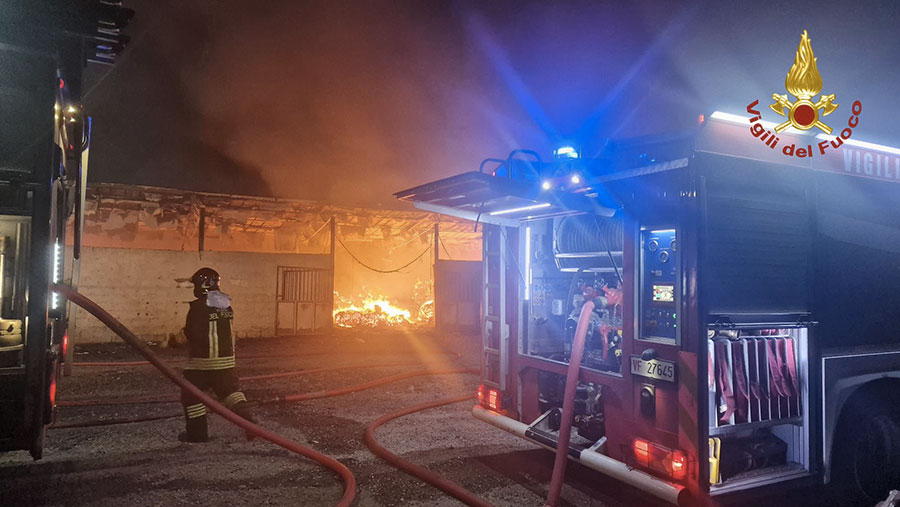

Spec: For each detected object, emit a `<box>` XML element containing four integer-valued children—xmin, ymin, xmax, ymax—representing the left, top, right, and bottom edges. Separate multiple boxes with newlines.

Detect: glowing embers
<box><xmin>333</xmin><ymin>288</ymin><xmax>433</xmax><ymax>328</ymax></box>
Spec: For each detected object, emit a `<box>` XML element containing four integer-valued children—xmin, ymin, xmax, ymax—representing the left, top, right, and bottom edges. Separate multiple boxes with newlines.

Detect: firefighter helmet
<box><xmin>190</xmin><ymin>267</ymin><xmax>220</xmax><ymax>298</ymax></box>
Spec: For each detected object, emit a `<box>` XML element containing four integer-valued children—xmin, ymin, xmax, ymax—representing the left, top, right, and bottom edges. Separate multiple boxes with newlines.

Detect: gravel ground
<box><xmin>0</xmin><ymin>330</ymin><xmax>670</xmax><ymax>506</ymax></box>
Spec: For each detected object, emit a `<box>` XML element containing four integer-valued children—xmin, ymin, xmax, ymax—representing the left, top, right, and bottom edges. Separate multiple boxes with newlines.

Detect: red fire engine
<box><xmin>396</xmin><ymin>114</ymin><xmax>900</xmax><ymax>504</ymax></box>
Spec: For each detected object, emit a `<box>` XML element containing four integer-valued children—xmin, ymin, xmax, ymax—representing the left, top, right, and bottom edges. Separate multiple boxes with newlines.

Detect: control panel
<box><xmin>640</xmin><ymin>228</ymin><xmax>677</xmax><ymax>340</ymax></box>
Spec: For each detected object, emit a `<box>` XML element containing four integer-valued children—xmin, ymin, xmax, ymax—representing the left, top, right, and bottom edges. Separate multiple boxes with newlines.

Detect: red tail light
<box><xmin>632</xmin><ymin>438</ymin><xmax>688</xmax><ymax>481</ymax></box>
<box><xmin>49</xmin><ymin>372</ymin><xmax>57</xmax><ymax>407</ymax></box>
<box><xmin>668</xmin><ymin>450</ymin><xmax>687</xmax><ymax>480</ymax></box>
<box><xmin>62</xmin><ymin>332</ymin><xmax>69</xmax><ymax>360</ymax></box>
<box><xmin>487</xmin><ymin>388</ymin><xmax>501</xmax><ymax>411</ymax></box>
<box><xmin>476</xmin><ymin>384</ymin><xmax>503</xmax><ymax>412</ymax></box>
<box><xmin>634</xmin><ymin>438</ymin><xmax>650</xmax><ymax>466</ymax></box>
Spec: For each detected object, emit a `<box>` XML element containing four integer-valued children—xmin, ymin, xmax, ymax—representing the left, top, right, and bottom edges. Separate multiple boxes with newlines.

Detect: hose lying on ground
<box><xmin>364</xmin><ymin>394</ymin><xmax>494</xmax><ymax>507</ymax></box>
<box><xmin>51</xmin><ymin>413</ymin><xmax>181</xmax><ymax>429</ymax></box>
<box><xmin>72</xmin><ymin>359</ymin><xmax>186</xmax><ymax>367</ymax></box>
<box><xmin>59</xmin><ymin>360</ymin><xmax>466</xmax><ymax>407</ymax></box>
<box><xmin>52</xmin><ymin>283</ymin><xmax>357</xmax><ymax>507</ymax></box>
<box><xmin>59</xmin><ymin>394</ymin><xmax>182</xmax><ymax>407</ymax></box>
<box><xmin>71</xmin><ymin>351</ymin><xmax>460</xmax><ymax>367</ymax></box>
<box><xmin>263</xmin><ymin>368</ymin><xmax>477</xmax><ymax>404</ymax></box>
<box><xmin>54</xmin><ymin>365</ymin><xmax>476</xmax><ymax>432</ymax></box>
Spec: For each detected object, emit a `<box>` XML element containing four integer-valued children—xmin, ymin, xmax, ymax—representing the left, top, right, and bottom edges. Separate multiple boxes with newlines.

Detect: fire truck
<box><xmin>396</xmin><ymin>113</ymin><xmax>900</xmax><ymax>504</ymax></box>
<box><xmin>0</xmin><ymin>0</ymin><xmax>132</xmax><ymax>458</ymax></box>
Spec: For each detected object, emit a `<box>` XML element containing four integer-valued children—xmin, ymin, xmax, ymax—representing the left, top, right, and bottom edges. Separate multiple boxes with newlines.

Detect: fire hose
<box><xmin>58</xmin><ymin>360</ymin><xmax>463</xmax><ymax>407</ymax></box>
<box><xmin>52</xmin><ymin>285</ymin><xmax>594</xmax><ymax>507</ymax></box>
<box><xmin>261</xmin><ymin>368</ymin><xmax>477</xmax><ymax>404</ymax></box>
<box><xmin>54</xmin><ymin>367</ymin><xmax>477</xmax><ymax>428</ymax></box>
<box><xmin>545</xmin><ymin>299</ymin><xmax>595</xmax><ymax>507</ymax></box>
<box><xmin>71</xmin><ymin>351</ymin><xmax>460</xmax><ymax>367</ymax></box>
<box><xmin>52</xmin><ymin>284</ymin><xmax>357</xmax><ymax>507</ymax></box>
<box><xmin>364</xmin><ymin>394</ymin><xmax>493</xmax><ymax>507</ymax></box>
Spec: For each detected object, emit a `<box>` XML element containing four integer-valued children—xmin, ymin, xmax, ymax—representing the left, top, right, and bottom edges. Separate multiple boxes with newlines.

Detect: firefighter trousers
<box><xmin>181</xmin><ymin>368</ymin><xmax>253</xmax><ymax>442</ymax></box>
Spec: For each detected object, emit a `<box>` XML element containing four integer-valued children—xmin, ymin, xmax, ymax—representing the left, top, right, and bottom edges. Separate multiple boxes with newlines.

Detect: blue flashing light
<box><xmin>554</xmin><ymin>145</ymin><xmax>579</xmax><ymax>159</ymax></box>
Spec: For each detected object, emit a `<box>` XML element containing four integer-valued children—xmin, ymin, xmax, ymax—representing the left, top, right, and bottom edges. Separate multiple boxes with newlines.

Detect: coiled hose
<box><xmin>52</xmin><ymin>284</ymin><xmax>357</xmax><ymax>507</ymax></box>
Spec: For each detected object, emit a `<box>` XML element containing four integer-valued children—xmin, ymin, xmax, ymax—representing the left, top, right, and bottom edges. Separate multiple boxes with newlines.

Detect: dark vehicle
<box><xmin>396</xmin><ymin>113</ymin><xmax>900</xmax><ymax>504</ymax></box>
<box><xmin>0</xmin><ymin>42</ymin><xmax>78</xmax><ymax>459</ymax></box>
<box><xmin>0</xmin><ymin>0</ymin><xmax>132</xmax><ymax>458</ymax></box>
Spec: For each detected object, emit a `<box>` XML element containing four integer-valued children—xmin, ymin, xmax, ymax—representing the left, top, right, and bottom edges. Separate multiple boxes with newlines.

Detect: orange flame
<box><xmin>785</xmin><ymin>30</ymin><xmax>822</xmax><ymax>99</ymax></box>
<box><xmin>333</xmin><ymin>290</ymin><xmax>434</xmax><ymax>328</ymax></box>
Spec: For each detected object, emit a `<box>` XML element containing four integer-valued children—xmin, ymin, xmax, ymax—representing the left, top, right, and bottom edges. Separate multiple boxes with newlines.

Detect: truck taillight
<box><xmin>477</xmin><ymin>384</ymin><xmax>503</xmax><ymax>412</ymax></box>
<box><xmin>669</xmin><ymin>450</ymin><xmax>687</xmax><ymax>480</ymax></box>
<box><xmin>48</xmin><ymin>369</ymin><xmax>57</xmax><ymax>407</ymax></box>
<box><xmin>62</xmin><ymin>332</ymin><xmax>69</xmax><ymax>361</ymax></box>
<box><xmin>634</xmin><ymin>438</ymin><xmax>650</xmax><ymax>465</ymax></box>
<box><xmin>632</xmin><ymin>438</ymin><xmax>687</xmax><ymax>481</ymax></box>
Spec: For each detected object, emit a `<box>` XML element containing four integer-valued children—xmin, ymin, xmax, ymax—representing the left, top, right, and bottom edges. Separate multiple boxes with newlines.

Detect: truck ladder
<box><xmin>482</xmin><ymin>225</ymin><xmax>510</xmax><ymax>390</ymax></box>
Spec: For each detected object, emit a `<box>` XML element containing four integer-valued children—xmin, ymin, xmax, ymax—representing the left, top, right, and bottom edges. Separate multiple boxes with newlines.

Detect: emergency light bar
<box><xmin>554</xmin><ymin>145</ymin><xmax>579</xmax><ymax>159</ymax></box>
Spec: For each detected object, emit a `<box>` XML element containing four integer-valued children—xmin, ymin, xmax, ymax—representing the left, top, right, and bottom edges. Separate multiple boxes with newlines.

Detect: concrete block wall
<box><xmin>65</xmin><ymin>246</ymin><xmax>331</xmax><ymax>343</ymax></box>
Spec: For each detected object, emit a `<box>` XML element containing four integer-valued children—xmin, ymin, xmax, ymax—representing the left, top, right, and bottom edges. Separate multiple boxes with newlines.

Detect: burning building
<box><xmin>64</xmin><ymin>183</ymin><xmax>481</xmax><ymax>344</ymax></box>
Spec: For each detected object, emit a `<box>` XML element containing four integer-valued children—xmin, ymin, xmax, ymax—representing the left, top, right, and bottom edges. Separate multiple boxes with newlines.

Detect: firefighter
<box><xmin>180</xmin><ymin>267</ymin><xmax>255</xmax><ymax>442</ymax></box>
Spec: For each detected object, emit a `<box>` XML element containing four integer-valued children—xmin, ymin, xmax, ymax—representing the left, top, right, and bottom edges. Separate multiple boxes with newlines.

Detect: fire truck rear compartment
<box><xmin>525</xmin><ymin>207</ymin><xmax>814</xmax><ymax>493</ymax></box>
<box><xmin>707</xmin><ymin>326</ymin><xmax>810</xmax><ymax>493</ymax></box>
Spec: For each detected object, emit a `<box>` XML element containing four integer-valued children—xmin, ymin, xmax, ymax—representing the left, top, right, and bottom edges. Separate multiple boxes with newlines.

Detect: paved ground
<box><xmin>0</xmin><ymin>330</ymin><xmax>829</xmax><ymax>506</ymax></box>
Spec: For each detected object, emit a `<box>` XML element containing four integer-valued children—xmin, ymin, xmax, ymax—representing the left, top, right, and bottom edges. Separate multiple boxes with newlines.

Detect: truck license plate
<box><xmin>630</xmin><ymin>356</ymin><xmax>676</xmax><ymax>382</ymax></box>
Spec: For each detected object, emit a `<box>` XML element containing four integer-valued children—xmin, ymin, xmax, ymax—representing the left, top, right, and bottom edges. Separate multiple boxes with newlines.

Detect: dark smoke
<box><xmin>83</xmin><ymin>0</ymin><xmax>900</xmax><ymax>207</ymax></box>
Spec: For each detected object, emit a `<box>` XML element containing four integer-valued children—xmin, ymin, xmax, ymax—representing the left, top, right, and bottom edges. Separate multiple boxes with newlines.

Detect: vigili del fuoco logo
<box><xmin>745</xmin><ymin>30</ymin><xmax>862</xmax><ymax>158</ymax></box>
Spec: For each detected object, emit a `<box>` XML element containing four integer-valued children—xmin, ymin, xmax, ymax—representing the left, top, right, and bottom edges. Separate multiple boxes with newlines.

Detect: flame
<box><xmin>333</xmin><ymin>290</ymin><xmax>434</xmax><ymax>328</ymax></box>
<box><xmin>785</xmin><ymin>30</ymin><xmax>822</xmax><ymax>99</ymax></box>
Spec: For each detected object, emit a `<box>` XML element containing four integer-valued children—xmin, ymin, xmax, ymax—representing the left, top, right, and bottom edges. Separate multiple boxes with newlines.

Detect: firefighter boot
<box><xmin>229</xmin><ymin>398</ymin><xmax>257</xmax><ymax>441</ymax></box>
<box><xmin>182</xmin><ymin>404</ymin><xmax>209</xmax><ymax>443</ymax></box>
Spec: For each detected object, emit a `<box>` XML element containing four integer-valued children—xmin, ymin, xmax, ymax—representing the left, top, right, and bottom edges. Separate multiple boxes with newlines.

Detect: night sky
<box><xmin>82</xmin><ymin>0</ymin><xmax>900</xmax><ymax>208</ymax></box>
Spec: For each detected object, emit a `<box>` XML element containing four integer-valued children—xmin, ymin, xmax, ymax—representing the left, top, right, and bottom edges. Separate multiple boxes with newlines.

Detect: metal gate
<box><xmin>275</xmin><ymin>266</ymin><xmax>333</xmax><ymax>335</ymax></box>
<box><xmin>434</xmin><ymin>259</ymin><xmax>481</xmax><ymax>331</ymax></box>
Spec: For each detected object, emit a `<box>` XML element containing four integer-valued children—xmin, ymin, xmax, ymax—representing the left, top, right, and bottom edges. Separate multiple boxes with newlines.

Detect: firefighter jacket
<box><xmin>184</xmin><ymin>291</ymin><xmax>236</xmax><ymax>370</ymax></box>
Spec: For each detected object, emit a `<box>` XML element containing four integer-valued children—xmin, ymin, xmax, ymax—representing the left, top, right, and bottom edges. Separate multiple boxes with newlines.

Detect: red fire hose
<box><xmin>51</xmin><ymin>413</ymin><xmax>181</xmax><ymax>429</ymax></box>
<box><xmin>52</xmin><ymin>284</ymin><xmax>357</xmax><ymax>507</ymax></box>
<box><xmin>545</xmin><ymin>299</ymin><xmax>595</xmax><ymax>507</ymax></box>
<box><xmin>364</xmin><ymin>394</ymin><xmax>493</xmax><ymax>507</ymax></box>
<box><xmin>265</xmin><ymin>368</ymin><xmax>477</xmax><ymax>404</ymax></box>
<box><xmin>71</xmin><ymin>351</ymin><xmax>460</xmax><ymax>368</ymax></box>
<box><xmin>72</xmin><ymin>359</ymin><xmax>186</xmax><ymax>367</ymax></box>
<box><xmin>58</xmin><ymin>394</ymin><xmax>181</xmax><ymax>407</ymax></box>
<box><xmin>58</xmin><ymin>360</ymin><xmax>466</xmax><ymax>407</ymax></box>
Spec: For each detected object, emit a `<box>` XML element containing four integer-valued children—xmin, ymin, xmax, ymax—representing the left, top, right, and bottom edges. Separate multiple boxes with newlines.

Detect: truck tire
<box><xmin>832</xmin><ymin>398</ymin><xmax>900</xmax><ymax>504</ymax></box>
<box><xmin>29</xmin><ymin>422</ymin><xmax>45</xmax><ymax>460</ymax></box>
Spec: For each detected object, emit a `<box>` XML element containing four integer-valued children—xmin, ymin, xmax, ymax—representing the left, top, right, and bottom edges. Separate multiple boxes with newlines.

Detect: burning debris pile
<box><xmin>333</xmin><ymin>281</ymin><xmax>434</xmax><ymax>328</ymax></box>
